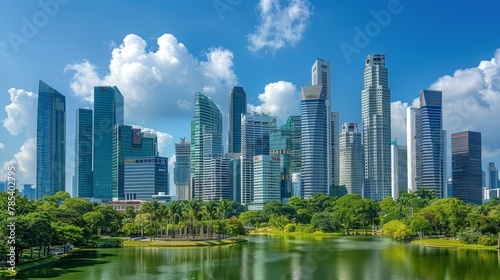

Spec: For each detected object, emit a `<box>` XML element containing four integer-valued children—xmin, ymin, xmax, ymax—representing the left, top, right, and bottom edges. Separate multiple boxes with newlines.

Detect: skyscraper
<box><xmin>301</xmin><ymin>84</ymin><xmax>328</xmax><ymax>198</ymax></box>
<box><xmin>452</xmin><ymin>131</ymin><xmax>482</xmax><ymax>204</ymax></box>
<box><xmin>113</xmin><ymin>125</ymin><xmax>158</xmax><ymax>200</ymax></box>
<box><xmin>174</xmin><ymin>138</ymin><xmax>191</xmax><ymax>200</ymax></box>
<box><xmin>252</xmin><ymin>155</ymin><xmax>281</xmax><ymax>210</ymax></box>
<box><xmin>330</xmin><ymin>111</ymin><xmax>340</xmax><ymax>187</ymax></box>
<box><xmin>361</xmin><ymin>54</ymin><xmax>391</xmax><ymax>201</ymax></box>
<box><xmin>391</xmin><ymin>141</ymin><xmax>408</xmax><ymax>200</ymax></box>
<box><xmin>486</xmin><ymin>162</ymin><xmax>498</xmax><ymax>190</ymax></box>
<box><xmin>36</xmin><ymin>80</ymin><xmax>66</xmax><ymax>199</ymax></box>
<box><xmin>75</xmin><ymin>108</ymin><xmax>93</xmax><ymax>198</ymax></box>
<box><xmin>124</xmin><ymin>156</ymin><xmax>168</xmax><ymax>201</ymax></box>
<box><xmin>270</xmin><ymin>124</ymin><xmax>291</xmax><ymax>200</ymax></box>
<box><xmin>93</xmin><ymin>86</ymin><xmax>124</xmax><ymax>202</ymax></box>
<box><xmin>287</xmin><ymin>115</ymin><xmax>302</xmax><ymax>174</ymax></box>
<box><xmin>240</xmin><ymin>112</ymin><xmax>277</xmax><ymax>204</ymax></box>
<box><xmin>228</xmin><ymin>86</ymin><xmax>247</xmax><ymax>154</ymax></box>
<box><xmin>191</xmin><ymin>92</ymin><xmax>222</xmax><ymax>200</ymax></box>
<box><xmin>406</xmin><ymin>107</ymin><xmax>421</xmax><ymax>192</ymax></box>
<box><xmin>339</xmin><ymin>123</ymin><xmax>364</xmax><ymax>196</ymax></box>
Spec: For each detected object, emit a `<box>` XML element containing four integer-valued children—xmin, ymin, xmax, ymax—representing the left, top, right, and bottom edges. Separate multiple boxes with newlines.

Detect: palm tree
<box><xmin>218</xmin><ymin>199</ymin><xmax>233</xmax><ymax>220</ymax></box>
<box><xmin>186</xmin><ymin>199</ymin><xmax>202</xmax><ymax>239</ymax></box>
<box><xmin>169</xmin><ymin>201</ymin><xmax>182</xmax><ymax>238</ymax></box>
<box><xmin>203</xmin><ymin>201</ymin><xmax>217</xmax><ymax>238</ymax></box>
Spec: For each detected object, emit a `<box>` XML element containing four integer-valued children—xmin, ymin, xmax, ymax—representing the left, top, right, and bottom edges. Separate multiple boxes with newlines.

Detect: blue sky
<box><xmin>1</xmin><ymin>0</ymin><xmax>500</xmax><ymax>194</ymax></box>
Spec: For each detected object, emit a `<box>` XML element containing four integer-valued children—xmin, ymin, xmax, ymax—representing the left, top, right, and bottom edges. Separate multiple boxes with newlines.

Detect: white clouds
<box><xmin>247</xmin><ymin>0</ymin><xmax>313</xmax><ymax>53</ymax></box>
<box><xmin>127</xmin><ymin>124</ymin><xmax>174</xmax><ymax>157</ymax></box>
<box><xmin>3</xmin><ymin>88</ymin><xmax>37</xmax><ymax>137</ymax></box>
<box><xmin>65</xmin><ymin>33</ymin><xmax>237</xmax><ymax>122</ymax></box>
<box><xmin>1</xmin><ymin>138</ymin><xmax>36</xmax><ymax>185</ymax></box>
<box><xmin>391</xmin><ymin>49</ymin><xmax>500</xmax><ymax>160</ymax></box>
<box><xmin>248</xmin><ymin>81</ymin><xmax>300</xmax><ymax>123</ymax></box>
<box><xmin>0</xmin><ymin>143</ymin><xmax>4</xmax><ymax>150</ymax></box>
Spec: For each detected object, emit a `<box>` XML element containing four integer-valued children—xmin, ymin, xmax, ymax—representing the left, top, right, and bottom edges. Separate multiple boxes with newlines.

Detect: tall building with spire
<box><xmin>228</xmin><ymin>86</ymin><xmax>247</xmax><ymax>154</ymax></box>
<box><xmin>93</xmin><ymin>86</ymin><xmax>124</xmax><ymax>202</ymax></box>
<box><xmin>36</xmin><ymin>80</ymin><xmax>66</xmax><ymax>199</ymax></box>
<box><xmin>361</xmin><ymin>54</ymin><xmax>391</xmax><ymax>200</ymax></box>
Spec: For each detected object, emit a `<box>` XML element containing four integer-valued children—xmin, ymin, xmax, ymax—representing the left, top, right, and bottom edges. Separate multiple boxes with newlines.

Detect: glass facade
<box><xmin>174</xmin><ymin>138</ymin><xmax>191</xmax><ymax>200</ymax></box>
<box><xmin>93</xmin><ymin>86</ymin><xmax>124</xmax><ymax>202</ymax></box>
<box><xmin>301</xmin><ymin>84</ymin><xmax>328</xmax><ymax>198</ymax></box>
<box><xmin>124</xmin><ymin>156</ymin><xmax>169</xmax><ymax>201</ymax></box>
<box><xmin>190</xmin><ymin>92</ymin><xmax>222</xmax><ymax>200</ymax></box>
<box><xmin>452</xmin><ymin>131</ymin><xmax>482</xmax><ymax>204</ymax></box>
<box><xmin>253</xmin><ymin>155</ymin><xmax>281</xmax><ymax>210</ymax></box>
<box><xmin>270</xmin><ymin>125</ymin><xmax>291</xmax><ymax>200</ymax></box>
<box><xmin>487</xmin><ymin>162</ymin><xmax>498</xmax><ymax>189</ymax></box>
<box><xmin>36</xmin><ymin>80</ymin><xmax>66</xmax><ymax>199</ymax></box>
<box><xmin>287</xmin><ymin>116</ymin><xmax>302</xmax><ymax>174</ymax></box>
<box><xmin>228</xmin><ymin>86</ymin><xmax>247</xmax><ymax>154</ymax></box>
<box><xmin>229</xmin><ymin>158</ymin><xmax>241</xmax><ymax>203</ymax></box>
<box><xmin>339</xmin><ymin>123</ymin><xmax>364</xmax><ymax>196</ymax></box>
<box><xmin>361</xmin><ymin>54</ymin><xmax>391</xmax><ymax>201</ymax></box>
<box><xmin>75</xmin><ymin>108</ymin><xmax>93</xmax><ymax>198</ymax></box>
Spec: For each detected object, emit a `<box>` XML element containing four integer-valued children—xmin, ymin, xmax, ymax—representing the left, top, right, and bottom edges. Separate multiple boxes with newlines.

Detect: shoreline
<box><xmin>122</xmin><ymin>237</ymin><xmax>248</xmax><ymax>247</ymax></box>
<box><xmin>411</xmin><ymin>238</ymin><xmax>499</xmax><ymax>251</ymax></box>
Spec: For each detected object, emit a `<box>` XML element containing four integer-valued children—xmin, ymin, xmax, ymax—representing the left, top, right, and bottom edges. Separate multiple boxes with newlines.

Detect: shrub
<box><xmin>284</xmin><ymin>224</ymin><xmax>296</xmax><ymax>233</ymax></box>
<box><xmin>457</xmin><ymin>228</ymin><xmax>481</xmax><ymax>244</ymax></box>
<box><xmin>295</xmin><ymin>224</ymin><xmax>315</xmax><ymax>233</ymax></box>
<box><xmin>477</xmin><ymin>235</ymin><xmax>497</xmax><ymax>246</ymax></box>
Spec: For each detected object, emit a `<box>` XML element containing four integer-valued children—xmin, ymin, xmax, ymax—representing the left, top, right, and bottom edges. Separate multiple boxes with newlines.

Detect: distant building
<box><xmin>93</xmin><ymin>86</ymin><xmax>124</xmax><ymax>202</ymax></box>
<box><xmin>0</xmin><ymin>181</ymin><xmax>5</xmax><ymax>192</ymax></box>
<box><xmin>21</xmin><ymin>184</ymin><xmax>36</xmax><ymax>200</ymax></box>
<box><xmin>228</xmin><ymin>86</ymin><xmax>247</xmax><ymax>154</ymax></box>
<box><xmin>174</xmin><ymin>138</ymin><xmax>191</xmax><ymax>201</ymax></box>
<box><xmin>486</xmin><ymin>162</ymin><xmax>498</xmax><ymax>189</ymax></box>
<box><xmin>252</xmin><ymin>155</ymin><xmax>281</xmax><ymax>210</ymax></box>
<box><xmin>287</xmin><ymin>116</ymin><xmax>302</xmax><ymax>174</ymax></box>
<box><xmin>228</xmin><ymin>156</ymin><xmax>242</xmax><ymax>203</ymax></box>
<box><xmin>270</xmin><ymin>124</ymin><xmax>291</xmax><ymax>201</ymax></box>
<box><xmin>339</xmin><ymin>123</ymin><xmax>364</xmax><ymax>197</ymax></box>
<box><xmin>75</xmin><ymin>108</ymin><xmax>93</xmax><ymax>199</ymax></box>
<box><xmin>123</xmin><ymin>156</ymin><xmax>169</xmax><ymax>201</ymax></box>
<box><xmin>292</xmin><ymin>173</ymin><xmax>301</xmax><ymax>197</ymax></box>
<box><xmin>452</xmin><ymin>131</ymin><xmax>482</xmax><ymax>204</ymax></box>
<box><xmin>391</xmin><ymin>141</ymin><xmax>407</xmax><ymax>200</ymax></box>
<box><xmin>109</xmin><ymin>200</ymin><xmax>142</xmax><ymax>212</ymax></box>
<box><xmin>36</xmin><ymin>80</ymin><xmax>66</xmax><ymax>199</ymax></box>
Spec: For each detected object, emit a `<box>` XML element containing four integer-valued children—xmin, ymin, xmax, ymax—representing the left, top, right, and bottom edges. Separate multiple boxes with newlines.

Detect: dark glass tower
<box><xmin>228</xmin><ymin>86</ymin><xmax>247</xmax><ymax>154</ymax></box>
<box><xmin>452</xmin><ymin>131</ymin><xmax>482</xmax><ymax>204</ymax></box>
<box><xmin>75</xmin><ymin>108</ymin><xmax>93</xmax><ymax>198</ymax></box>
<box><xmin>36</xmin><ymin>80</ymin><xmax>66</xmax><ymax>199</ymax></box>
<box><xmin>93</xmin><ymin>86</ymin><xmax>124</xmax><ymax>202</ymax></box>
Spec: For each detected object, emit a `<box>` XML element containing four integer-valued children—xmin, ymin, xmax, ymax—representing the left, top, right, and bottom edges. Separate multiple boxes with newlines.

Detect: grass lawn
<box><xmin>412</xmin><ymin>238</ymin><xmax>499</xmax><ymax>251</ymax></box>
<box><xmin>123</xmin><ymin>238</ymin><xmax>247</xmax><ymax>247</ymax></box>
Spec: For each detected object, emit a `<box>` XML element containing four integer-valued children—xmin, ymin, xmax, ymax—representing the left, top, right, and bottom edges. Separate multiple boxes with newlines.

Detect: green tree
<box><xmin>226</xmin><ymin>216</ymin><xmax>246</xmax><ymax>236</ymax></box>
<box><xmin>410</xmin><ymin>215</ymin><xmax>431</xmax><ymax>239</ymax></box>
<box><xmin>239</xmin><ymin>210</ymin><xmax>264</xmax><ymax>227</ymax></box>
<box><xmin>83</xmin><ymin>211</ymin><xmax>106</xmax><ymax>236</ymax></box>
<box><xmin>311</xmin><ymin>212</ymin><xmax>339</xmax><ymax>233</ymax></box>
<box><xmin>218</xmin><ymin>199</ymin><xmax>233</xmax><ymax>220</ymax></box>
<box><xmin>269</xmin><ymin>214</ymin><xmax>289</xmax><ymax>230</ymax></box>
<box><xmin>60</xmin><ymin>198</ymin><xmax>93</xmax><ymax>215</ymax></box>
<box><xmin>382</xmin><ymin>220</ymin><xmax>411</xmax><ymax>241</ymax></box>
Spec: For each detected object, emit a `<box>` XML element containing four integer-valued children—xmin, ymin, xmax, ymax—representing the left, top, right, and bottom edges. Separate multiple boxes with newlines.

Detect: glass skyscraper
<box><xmin>93</xmin><ymin>86</ymin><xmax>124</xmax><ymax>202</ymax></box>
<box><xmin>452</xmin><ymin>131</ymin><xmax>482</xmax><ymax>204</ymax></box>
<box><xmin>228</xmin><ymin>86</ymin><xmax>247</xmax><ymax>154</ymax></box>
<box><xmin>361</xmin><ymin>54</ymin><xmax>391</xmax><ymax>200</ymax></box>
<box><xmin>301</xmin><ymin>84</ymin><xmax>328</xmax><ymax>198</ymax></box>
<box><xmin>287</xmin><ymin>115</ymin><xmax>301</xmax><ymax>174</ymax></box>
<box><xmin>339</xmin><ymin>123</ymin><xmax>364</xmax><ymax>196</ymax></box>
<box><xmin>190</xmin><ymin>92</ymin><xmax>222</xmax><ymax>200</ymax></box>
<box><xmin>36</xmin><ymin>80</ymin><xmax>66</xmax><ymax>199</ymax></box>
<box><xmin>124</xmin><ymin>156</ymin><xmax>169</xmax><ymax>201</ymax></box>
<box><xmin>174</xmin><ymin>138</ymin><xmax>191</xmax><ymax>200</ymax></box>
<box><xmin>75</xmin><ymin>108</ymin><xmax>93</xmax><ymax>198</ymax></box>
<box><xmin>270</xmin><ymin>124</ymin><xmax>291</xmax><ymax>200</ymax></box>
<box><xmin>391</xmin><ymin>141</ymin><xmax>408</xmax><ymax>200</ymax></box>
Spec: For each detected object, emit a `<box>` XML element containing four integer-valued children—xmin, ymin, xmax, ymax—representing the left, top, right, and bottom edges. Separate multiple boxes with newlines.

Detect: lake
<box><xmin>15</xmin><ymin>235</ymin><xmax>500</xmax><ymax>280</ymax></box>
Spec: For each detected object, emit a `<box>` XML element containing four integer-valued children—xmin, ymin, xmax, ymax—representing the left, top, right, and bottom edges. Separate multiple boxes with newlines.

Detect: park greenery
<box><xmin>2</xmin><ymin>187</ymin><xmax>500</xmax><ymax>269</ymax></box>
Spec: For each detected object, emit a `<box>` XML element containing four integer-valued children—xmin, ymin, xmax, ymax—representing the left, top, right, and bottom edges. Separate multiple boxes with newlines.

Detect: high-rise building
<box><xmin>486</xmin><ymin>162</ymin><xmax>498</xmax><ymax>190</ymax></box>
<box><xmin>229</xmin><ymin>158</ymin><xmax>241</xmax><ymax>203</ymax></box>
<box><xmin>301</xmin><ymin>84</ymin><xmax>328</xmax><ymax>198</ymax></box>
<box><xmin>113</xmin><ymin>125</ymin><xmax>158</xmax><ymax>200</ymax></box>
<box><xmin>339</xmin><ymin>123</ymin><xmax>364</xmax><ymax>196</ymax></box>
<box><xmin>292</xmin><ymin>173</ymin><xmax>301</xmax><ymax>198</ymax></box>
<box><xmin>203</xmin><ymin>157</ymin><xmax>230</xmax><ymax>201</ymax></box>
<box><xmin>123</xmin><ymin>156</ymin><xmax>168</xmax><ymax>201</ymax></box>
<box><xmin>252</xmin><ymin>155</ymin><xmax>281</xmax><ymax>210</ymax></box>
<box><xmin>21</xmin><ymin>184</ymin><xmax>36</xmax><ymax>200</ymax></box>
<box><xmin>270</xmin><ymin>124</ymin><xmax>291</xmax><ymax>200</ymax></box>
<box><xmin>75</xmin><ymin>108</ymin><xmax>93</xmax><ymax>198</ymax></box>
<box><xmin>93</xmin><ymin>86</ymin><xmax>124</xmax><ymax>202</ymax></box>
<box><xmin>36</xmin><ymin>80</ymin><xmax>66</xmax><ymax>199</ymax></box>
<box><xmin>287</xmin><ymin>115</ymin><xmax>302</xmax><ymax>174</ymax></box>
<box><xmin>330</xmin><ymin>111</ymin><xmax>340</xmax><ymax>188</ymax></box>
<box><xmin>452</xmin><ymin>131</ymin><xmax>482</xmax><ymax>204</ymax></box>
<box><xmin>391</xmin><ymin>141</ymin><xmax>408</xmax><ymax>200</ymax></box>
<box><xmin>228</xmin><ymin>86</ymin><xmax>247</xmax><ymax>154</ymax></box>
<box><xmin>240</xmin><ymin>112</ymin><xmax>277</xmax><ymax>204</ymax></box>
<box><xmin>191</xmin><ymin>92</ymin><xmax>222</xmax><ymax>200</ymax></box>
<box><xmin>406</xmin><ymin>90</ymin><xmax>446</xmax><ymax>198</ymax></box>
<box><xmin>174</xmin><ymin>138</ymin><xmax>191</xmax><ymax>201</ymax></box>
<box><xmin>361</xmin><ymin>54</ymin><xmax>391</xmax><ymax>201</ymax></box>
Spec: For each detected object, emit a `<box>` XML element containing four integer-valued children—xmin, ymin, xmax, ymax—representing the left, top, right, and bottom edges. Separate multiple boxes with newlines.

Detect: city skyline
<box><xmin>2</xmin><ymin>1</ymin><xmax>500</xmax><ymax>196</ymax></box>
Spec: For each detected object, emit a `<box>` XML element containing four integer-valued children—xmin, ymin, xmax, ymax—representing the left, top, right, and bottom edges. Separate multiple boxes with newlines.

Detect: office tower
<box><xmin>452</xmin><ymin>131</ymin><xmax>482</xmax><ymax>204</ymax></box>
<box><xmin>391</xmin><ymin>141</ymin><xmax>408</xmax><ymax>200</ymax></box>
<box><xmin>486</xmin><ymin>162</ymin><xmax>498</xmax><ymax>189</ymax></box>
<box><xmin>75</xmin><ymin>108</ymin><xmax>93</xmax><ymax>198</ymax></box>
<box><xmin>21</xmin><ymin>184</ymin><xmax>36</xmax><ymax>200</ymax></box>
<box><xmin>229</xmin><ymin>158</ymin><xmax>241</xmax><ymax>203</ymax></box>
<box><xmin>252</xmin><ymin>155</ymin><xmax>281</xmax><ymax>210</ymax></box>
<box><xmin>123</xmin><ymin>156</ymin><xmax>168</xmax><ymax>201</ymax></box>
<box><xmin>339</xmin><ymin>123</ymin><xmax>364</xmax><ymax>196</ymax></box>
<box><xmin>361</xmin><ymin>54</ymin><xmax>391</xmax><ymax>201</ymax></box>
<box><xmin>292</xmin><ymin>173</ymin><xmax>301</xmax><ymax>197</ymax></box>
<box><xmin>228</xmin><ymin>86</ymin><xmax>247</xmax><ymax>154</ymax></box>
<box><xmin>270</xmin><ymin>124</ymin><xmax>291</xmax><ymax>200</ymax></box>
<box><xmin>0</xmin><ymin>181</ymin><xmax>5</xmax><ymax>192</ymax></box>
<box><xmin>191</xmin><ymin>92</ymin><xmax>223</xmax><ymax>200</ymax></box>
<box><xmin>287</xmin><ymin>115</ymin><xmax>302</xmax><ymax>174</ymax></box>
<box><xmin>407</xmin><ymin>90</ymin><xmax>446</xmax><ymax>198</ymax></box>
<box><xmin>203</xmin><ymin>157</ymin><xmax>230</xmax><ymax>201</ymax></box>
<box><xmin>174</xmin><ymin>138</ymin><xmax>191</xmax><ymax>201</ymax></box>
<box><xmin>301</xmin><ymin>85</ymin><xmax>328</xmax><ymax>198</ymax></box>
<box><xmin>36</xmin><ymin>80</ymin><xmax>66</xmax><ymax>199</ymax></box>
<box><xmin>113</xmin><ymin>125</ymin><xmax>158</xmax><ymax>200</ymax></box>
<box><xmin>240</xmin><ymin>112</ymin><xmax>277</xmax><ymax>204</ymax></box>
<box><xmin>330</xmin><ymin>112</ymin><xmax>340</xmax><ymax>187</ymax></box>
<box><xmin>93</xmin><ymin>86</ymin><xmax>124</xmax><ymax>202</ymax></box>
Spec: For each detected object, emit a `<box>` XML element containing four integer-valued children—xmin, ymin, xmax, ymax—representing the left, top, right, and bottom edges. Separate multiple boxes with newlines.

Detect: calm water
<box><xmin>15</xmin><ymin>235</ymin><xmax>500</xmax><ymax>280</ymax></box>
